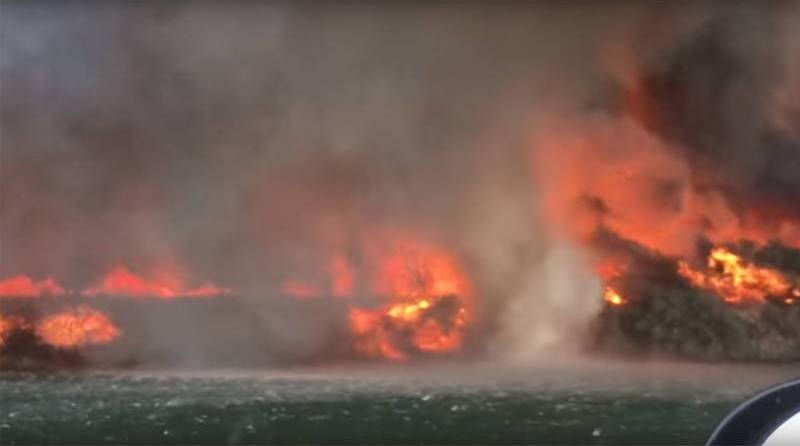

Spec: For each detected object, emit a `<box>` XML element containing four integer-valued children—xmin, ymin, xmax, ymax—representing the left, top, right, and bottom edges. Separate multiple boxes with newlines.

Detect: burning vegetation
<box><xmin>590</xmin><ymin>241</ymin><xmax>800</xmax><ymax>361</ymax></box>
<box><xmin>0</xmin><ymin>233</ymin><xmax>474</xmax><ymax>366</ymax></box>
<box><xmin>280</xmin><ymin>232</ymin><xmax>474</xmax><ymax>361</ymax></box>
<box><xmin>677</xmin><ymin>247</ymin><xmax>800</xmax><ymax>305</ymax></box>
<box><xmin>536</xmin><ymin>9</ymin><xmax>800</xmax><ymax>361</ymax></box>
<box><xmin>0</xmin><ymin>267</ymin><xmax>231</xmax><ymax>368</ymax></box>
<box><xmin>3</xmin><ymin>3</ymin><xmax>800</xmax><ymax>369</ymax></box>
<box><xmin>34</xmin><ymin>306</ymin><xmax>120</xmax><ymax>349</ymax></box>
<box><xmin>83</xmin><ymin>266</ymin><xmax>230</xmax><ymax>298</ymax></box>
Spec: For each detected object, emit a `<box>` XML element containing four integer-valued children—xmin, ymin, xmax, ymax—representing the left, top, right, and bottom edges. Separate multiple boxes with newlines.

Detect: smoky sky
<box><xmin>628</xmin><ymin>4</ymin><xmax>800</xmax><ymax>229</ymax></box>
<box><xmin>0</xmin><ymin>0</ymin><xmax>623</xmax><ymax>287</ymax></box>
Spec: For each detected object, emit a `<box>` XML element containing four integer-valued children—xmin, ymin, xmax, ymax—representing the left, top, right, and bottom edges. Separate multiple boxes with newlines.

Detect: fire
<box><xmin>347</xmin><ymin>240</ymin><xmax>472</xmax><ymax>360</ymax></box>
<box><xmin>1</xmin><ymin>268</ymin><xmax>229</xmax><ymax>299</ymax></box>
<box><xmin>83</xmin><ymin>266</ymin><xmax>228</xmax><ymax>298</ymax></box>
<box><xmin>677</xmin><ymin>247</ymin><xmax>798</xmax><ymax>303</ymax></box>
<box><xmin>281</xmin><ymin>232</ymin><xmax>474</xmax><ymax>361</ymax></box>
<box><xmin>35</xmin><ymin>306</ymin><xmax>120</xmax><ymax>348</ymax></box>
<box><xmin>348</xmin><ymin>308</ymin><xmax>406</xmax><ymax>360</ymax></box>
<box><xmin>596</xmin><ymin>259</ymin><xmax>628</xmax><ymax>281</ymax></box>
<box><xmin>603</xmin><ymin>286</ymin><xmax>625</xmax><ymax>306</ymax></box>
<box><xmin>348</xmin><ymin>299</ymin><xmax>469</xmax><ymax>361</ymax></box>
<box><xmin>0</xmin><ymin>275</ymin><xmax>65</xmax><ymax>297</ymax></box>
<box><xmin>1</xmin><ymin>307</ymin><xmax>120</xmax><ymax>350</ymax></box>
<box><xmin>533</xmin><ymin>115</ymin><xmax>800</xmax><ymax>311</ymax></box>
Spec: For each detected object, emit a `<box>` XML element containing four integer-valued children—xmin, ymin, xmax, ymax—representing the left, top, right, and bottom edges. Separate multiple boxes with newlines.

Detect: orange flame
<box><xmin>0</xmin><ymin>275</ymin><xmax>65</xmax><ymax>297</ymax></box>
<box><xmin>603</xmin><ymin>286</ymin><xmax>626</xmax><ymax>306</ymax></box>
<box><xmin>281</xmin><ymin>233</ymin><xmax>474</xmax><ymax>361</ymax></box>
<box><xmin>348</xmin><ymin>239</ymin><xmax>472</xmax><ymax>360</ymax></box>
<box><xmin>83</xmin><ymin>266</ymin><xmax>228</xmax><ymax>298</ymax></box>
<box><xmin>677</xmin><ymin>247</ymin><xmax>799</xmax><ymax>303</ymax></box>
<box><xmin>348</xmin><ymin>308</ymin><xmax>407</xmax><ymax>360</ymax></box>
<box><xmin>35</xmin><ymin>306</ymin><xmax>120</xmax><ymax>348</ymax></box>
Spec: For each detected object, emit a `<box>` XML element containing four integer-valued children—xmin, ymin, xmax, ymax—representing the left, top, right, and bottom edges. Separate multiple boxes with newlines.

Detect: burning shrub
<box><xmin>281</xmin><ymin>230</ymin><xmax>475</xmax><ymax>361</ymax></box>
<box><xmin>589</xmin><ymin>237</ymin><xmax>800</xmax><ymax>361</ymax></box>
<box><xmin>0</xmin><ymin>314</ymin><xmax>87</xmax><ymax>370</ymax></box>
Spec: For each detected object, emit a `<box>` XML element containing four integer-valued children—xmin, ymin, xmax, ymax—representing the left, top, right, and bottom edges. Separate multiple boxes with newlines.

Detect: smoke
<box><xmin>534</xmin><ymin>2</ymin><xmax>800</xmax><ymax>255</ymax></box>
<box><xmin>3</xmin><ymin>1</ymin><xmax>798</xmax><ymax>367</ymax></box>
<box><xmin>528</xmin><ymin>2</ymin><xmax>800</xmax><ymax>361</ymax></box>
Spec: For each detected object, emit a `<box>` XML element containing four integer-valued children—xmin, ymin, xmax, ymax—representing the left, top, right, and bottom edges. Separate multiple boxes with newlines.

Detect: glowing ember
<box><xmin>603</xmin><ymin>286</ymin><xmax>626</xmax><ymax>306</ymax></box>
<box><xmin>83</xmin><ymin>266</ymin><xmax>228</xmax><ymax>298</ymax></box>
<box><xmin>35</xmin><ymin>306</ymin><xmax>120</xmax><ymax>348</ymax></box>
<box><xmin>0</xmin><ymin>275</ymin><xmax>65</xmax><ymax>297</ymax></box>
<box><xmin>677</xmin><ymin>247</ymin><xmax>798</xmax><ymax>303</ymax></box>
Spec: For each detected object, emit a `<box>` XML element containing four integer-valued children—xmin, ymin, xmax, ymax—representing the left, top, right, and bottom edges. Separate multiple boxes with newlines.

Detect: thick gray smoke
<box><xmin>624</xmin><ymin>4</ymin><xmax>800</xmax><ymax>238</ymax></box>
<box><xmin>2</xmin><ymin>1</ymin><xmax>798</xmax><ymax>367</ymax></box>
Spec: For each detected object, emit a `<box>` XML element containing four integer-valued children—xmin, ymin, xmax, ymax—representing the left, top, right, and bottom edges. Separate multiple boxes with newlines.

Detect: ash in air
<box><xmin>1</xmin><ymin>1</ymin><xmax>800</xmax><ymax>369</ymax></box>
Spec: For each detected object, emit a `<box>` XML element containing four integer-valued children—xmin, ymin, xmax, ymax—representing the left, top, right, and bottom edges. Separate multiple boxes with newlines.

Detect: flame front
<box><xmin>83</xmin><ymin>266</ymin><xmax>229</xmax><ymax>298</ymax></box>
<box><xmin>678</xmin><ymin>247</ymin><xmax>799</xmax><ymax>304</ymax></box>
<box><xmin>0</xmin><ymin>268</ymin><xmax>228</xmax><ymax>299</ymax></box>
<box><xmin>0</xmin><ymin>276</ymin><xmax>65</xmax><ymax>297</ymax></box>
